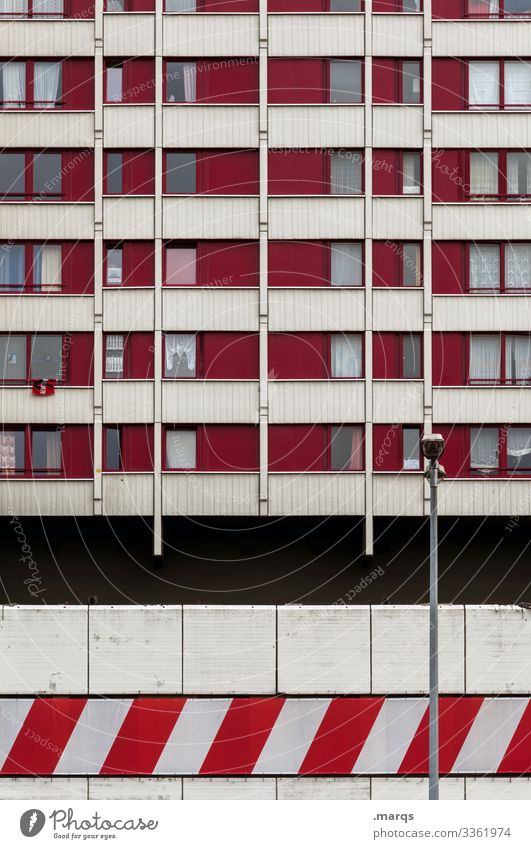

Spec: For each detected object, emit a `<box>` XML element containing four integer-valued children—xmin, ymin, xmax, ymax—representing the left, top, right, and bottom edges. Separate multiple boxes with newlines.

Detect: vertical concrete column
<box><xmin>423</xmin><ymin>0</ymin><xmax>433</xmax><ymax>516</ymax></box>
<box><xmin>93</xmin><ymin>0</ymin><xmax>104</xmax><ymax>514</ymax></box>
<box><xmin>153</xmin><ymin>0</ymin><xmax>163</xmax><ymax>555</ymax></box>
<box><xmin>259</xmin><ymin>0</ymin><xmax>269</xmax><ymax>516</ymax></box>
<box><xmin>364</xmin><ymin>1</ymin><xmax>374</xmax><ymax>557</ymax></box>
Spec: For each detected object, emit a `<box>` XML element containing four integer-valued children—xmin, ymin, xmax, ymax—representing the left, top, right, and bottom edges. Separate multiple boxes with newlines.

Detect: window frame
<box><xmin>468</xmin><ymin>425</ymin><xmax>531</xmax><ymax>477</ymax></box>
<box><xmin>163</xmin><ymin>332</ymin><xmax>200</xmax><ymax>379</ymax></box>
<box><xmin>163</xmin><ymin>242</ymin><xmax>198</xmax><ymax>286</ymax></box>
<box><xmin>327</xmin><ymin>149</ymin><xmax>364</xmax><ymax>195</ymax></box>
<box><xmin>465</xmin><ymin>0</ymin><xmax>531</xmax><ymax>19</ymax></box>
<box><xmin>328</xmin><ymin>240</ymin><xmax>364</xmax><ymax>287</ymax></box>
<box><xmin>0</xmin><ymin>332</ymin><xmax>66</xmax><ymax>385</ymax></box>
<box><xmin>103</xmin><ymin>425</ymin><xmax>122</xmax><ymax>471</ymax></box>
<box><xmin>0</xmin><ymin>150</ymin><xmax>63</xmax><ymax>200</ymax></box>
<box><xmin>327</xmin><ymin>424</ymin><xmax>365</xmax><ymax>472</ymax></box>
<box><xmin>103</xmin><ymin>333</ymin><xmax>128</xmax><ymax>380</ymax></box>
<box><xmin>0</xmin><ymin>241</ymin><xmax>67</xmax><ymax>293</ymax></box>
<box><xmin>0</xmin><ymin>425</ymin><xmax>64</xmax><ymax>478</ymax></box>
<box><xmin>466</xmin><ymin>241</ymin><xmax>531</xmax><ymax>292</ymax></box>
<box><xmin>0</xmin><ymin>0</ymin><xmax>66</xmax><ymax>20</ymax></box>
<box><xmin>400</xmin><ymin>59</ymin><xmax>423</xmax><ymax>104</ymax></box>
<box><xmin>399</xmin><ymin>332</ymin><xmax>423</xmax><ymax>379</ymax></box>
<box><xmin>164</xmin><ymin>426</ymin><xmax>197</xmax><ymax>471</ymax></box>
<box><xmin>466</xmin><ymin>59</ymin><xmax>531</xmax><ymax>110</ymax></box>
<box><xmin>402</xmin><ymin>425</ymin><xmax>422</xmax><ymax>471</ymax></box>
<box><xmin>328</xmin><ymin>332</ymin><xmax>364</xmax><ymax>379</ymax></box>
<box><xmin>465</xmin><ymin>149</ymin><xmax>531</xmax><ymax>201</ymax></box>
<box><xmin>163</xmin><ymin>150</ymin><xmax>197</xmax><ymax>194</ymax></box>
<box><xmin>0</xmin><ymin>59</ymin><xmax>63</xmax><ymax>110</ymax></box>
<box><xmin>467</xmin><ymin>332</ymin><xmax>531</xmax><ymax>385</ymax></box>
<box><xmin>328</xmin><ymin>59</ymin><xmax>364</xmax><ymax>104</ymax></box>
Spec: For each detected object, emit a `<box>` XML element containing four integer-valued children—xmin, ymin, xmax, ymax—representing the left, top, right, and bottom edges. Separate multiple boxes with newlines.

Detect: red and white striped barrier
<box><xmin>1</xmin><ymin>697</ymin><xmax>531</xmax><ymax>776</ymax></box>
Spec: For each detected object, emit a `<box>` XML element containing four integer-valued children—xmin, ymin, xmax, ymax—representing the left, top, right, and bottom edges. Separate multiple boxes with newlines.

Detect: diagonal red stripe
<box><xmin>100</xmin><ymin>698</ymin><xmax>186</xmax><ymax>776</ymax></box>
<box><xmin>299</xmin><ymin>697</ymin><xmax>384</xmax><ymax>775</ymax></box>
<box><xmin>199</xmin><ymin>697</ymin><xmax>285</xmax><ymax>775</ymax></box>
<box><xmin>0</xmin><ymin>698</ymin><xmax>87</xmax><ymax>776</ymax></box>
<box><xmin>398</xmin><ymin>696</ymin><xmax>484</xmax><ymax>775</ymax></box>
<box><xmin>497</xmin><ymin>699</ymin><xmax>531</xmax><ymax>773</ymax></box>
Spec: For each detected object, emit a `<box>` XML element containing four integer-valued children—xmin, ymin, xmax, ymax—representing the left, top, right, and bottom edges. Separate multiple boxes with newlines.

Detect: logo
<box><xmin>20</xmin><ymin>810</ymin><xmax>46</xmax><ymax>838</ymax></box>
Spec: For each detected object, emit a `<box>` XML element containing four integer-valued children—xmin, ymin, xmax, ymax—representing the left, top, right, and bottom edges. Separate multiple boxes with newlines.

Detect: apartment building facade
<box><xmin>0</xmin><ymin>0</ymin><xmax>530</xmax><ymax>563</ymax></box>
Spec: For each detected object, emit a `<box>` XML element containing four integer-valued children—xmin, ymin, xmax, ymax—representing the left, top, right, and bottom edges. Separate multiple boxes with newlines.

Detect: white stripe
<box><xmin>154</xmin><ymin>699</ymin><xmax>231</xmax><ymax>775</ymax></box>
<box><xmin>253</xmin><ymin>699</ymin><xmax>331</xmax><ymax>775</ymax></box>
<box><xmin>353</xmin><ymin>698</ymin><xmax>427</xmax><ymax>775</ymax></box>
<box><xmin>0</xmin><ymin>699</ymin><xmax>33</xmax><ymax>769</ymax></box>
<box><xmin>54</xmin><ymin>699</ymin><xmax>133</xmax><ymax>775</ymax></box>
<box><xmin>452</xmin><ymin>698</ymin><xmax>528</xmax><ymax>774</ymax></box>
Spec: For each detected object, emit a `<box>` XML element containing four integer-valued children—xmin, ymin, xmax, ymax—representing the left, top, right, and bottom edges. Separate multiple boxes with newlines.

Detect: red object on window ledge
<box><xmin>32</xmin><ymin>379</ymin><xmax>56</xmax><ymax>396</ymax></box>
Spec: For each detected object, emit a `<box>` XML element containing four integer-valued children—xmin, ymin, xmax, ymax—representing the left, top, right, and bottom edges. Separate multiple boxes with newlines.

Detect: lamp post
<box><xmin>421</xmin><ymin>434</ymin><xmax>445</xmax><ymax>802</ymax></box>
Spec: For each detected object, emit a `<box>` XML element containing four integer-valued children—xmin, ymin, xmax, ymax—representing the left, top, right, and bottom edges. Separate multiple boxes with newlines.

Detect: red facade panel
<box><xmin>202</xmin><ymin>333</ymin><xmax>259</xmax><ymax>379</ymax></box>
<box><xmin>432</xmin><ymin>333</ymin><xmax>465</xmax><ymax>386</ymax></box>
<box><xmin>199</xmin><ymin>150</ymin><xmax>259</xmax><ymax>194</ymax></box>
<box><xmin>432</xmin><ymin>59</ymin><xmax>464</xmax><ymax>110</ymax></box>
<box><xmin>268</xmin><ymin>59</ymin><xmax>326</xmax><ymax>104</ymax></box>
<box><xmin>62</xmin><ymin>426</ymin><xmax>94</xmax><ymax>477</ymax></box>
<box><xmin>68</xmin><ymin>333</ymin><xmax>94</xmax><ymax>386</ymax></box>
<box><xmin>268</xmin><ymin>150</ymin><xmax>327</xmax><ymax>194</ymax></box>
<box><xmin>63</xmin><ymin>60</ymin><xmax>95</xmax><ymax>109</ymax></box>
<box><xmin>268</xmin><ymin>333</ymin><xmax>327</xmax><ymax>379</ymax></box>
<box><xmin>197</xmin><ymin>59</ymin><xmax>259</xmax><ymax>104</ymax></box>
<box><xmin>268</xmin><ymin>241</ymin><xmax>328</xmax><ymax>286</ymax></box>
<box><xmin>201</xmin><ymin>425</ymin><xmax>259</xmax><ymax>471</ymax></box>
<box><xmin>269</xmin><ymin>425</ymin><xmax>325</xmax><ymax>472</ymax></box>
<box><xmin>200</xmin><ymin>241</ymin><xmax>259</xmax><ymax>287</ymax></box>
<box><xmin>432</xmin><ymin>242</ymin><xmax>465</xmax><ymax>293</ymax></box>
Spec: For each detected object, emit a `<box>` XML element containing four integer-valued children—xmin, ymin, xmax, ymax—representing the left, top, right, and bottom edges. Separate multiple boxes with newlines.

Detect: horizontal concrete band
<box><xmin>1</xmin><ymin>697</ymin><xmax>530</xmax><ymax>778</ymax></box>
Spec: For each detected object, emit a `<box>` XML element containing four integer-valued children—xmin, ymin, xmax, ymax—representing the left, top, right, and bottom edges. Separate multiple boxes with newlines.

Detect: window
<box><xmin>470</xmin><ymin>426</ymin><xmax>531</xmax><ymax>476</ymax></box>
<box><xmin>0</xmin><ymin>431</ymin><xmax>24</xmax><ymax>475</ymax></box>
<box><xmin>506</xmin><ymin>61</ymin><xmax>531</xmax><ymax>106</ymax></box>
<box><xmin>0</xmin><ymin>334</ymin><xmax>62</xmax><ymax>383</ymax></box>
<box><xmin>31</xmin><ymin>335</ymin><xmax>62</xmax><ymax>380</ymax></box>
<box><xmin>0</xmin><ymin>153</ymin><xmax>25</xmax><ymax>197</ymax></box>
<box><xmin>105</xmin><ymin>427</ymin><xmax>122</xmax><ymax>471</ymax></box>
<box><xmin>469</xmin><ymin>151</ymin><xmax>498</xmax><ymax>197</ymax></box>
<box><xmin>470</xmin><ymin>427</ymin><xmax>499</xmax><ymax>475</ymax></box>
<box><xmin>469</xmin><ymin>244</ymin><xmax>501</xmax><ymax>289</ymax></box>
<box><xmin>469</xmin><ymin>61</ymin><xmax>499</xmax><ymax>108</ymax></box>
<box><xmin>33</xmin><ymin>244</ymin><xmax>62</xmax><ymax>291</ymax></box>
<box><xmin>106</xmin><ymin>246</ymin><xmax>123</xmax><ymax>285</ymax></box>
<box><xmin>402</xmin><ymin>334</ymin><xmax>422</xmax><ymax>378</ymax></box>
<box><xmin>331</xmin><ymin>334</ymin><xmax>363</xmax><ymax>377</ymax></box>
<box><xmin>507</xmin><ymin>427</ymin><xmax>531</xmax><ymax>474</ymax></box>
<box><xmin>469</xmin><ymin>335</ymin><xmax>501</xmax><ymax>383</ymax></box>
<box><xmin>330</xmin><ymin>151</ymin><xmax>362</xmax><ymax>194</ymax></box>
<box><xmin>0</xmin><ymin>244</ymin><xmax>25</xmax><ymax>291</ymax></box>
<box><xmin>402</xmin><ymin>243</ymin><xmax>422</xmax><ymax>286</ymax></box>
<box><xmin>106</xmin><ymin>153</ymin><xmax>123</xmax><ymax>193</ymax></box>
<box><xmin>0</xmin><ymin>336</ymin><xmax>26</xmax><ymax>382</ymax></box>
<box><xmin>330</xmin><ymin>0</ymin><xmax>361</xmax><ymax>8</ymax></box>
<box><xmin>403</xmin><ymin>426</ymin><xmax>421</xmax><ymax>470</ymax></box>
<box><xmin>165</xmin><ymin>152</ymin><xmax>196</xmax><ymax>193</ymax></box>
<box><xmin>166</xmin><ymin>61</ymin><xmax>197</xmax><ymax>103</ymax></box>
<box><xmin>0</xmin><ymin>242</ymin><xmax>67</xmax><ymax>292</ymax></box>
<box><xmin>0</xmin><ymin>151</ymin><xmax>62</xmax><ymax>199</ymax></box>
<box><xmin>401</xmin><ymin>152</ymin><xmax>421</xmax><ymax>194</ymax></box>
<box><xmin>330</xmin><ymin>61</ymin><xmax>362</xmax><ymax>103</ymax></box>
<box><xmin>507</xmin><ymin>152</ymin><xmax>531</xmax><ymax>196</ymax></box>
<box><xmin>468</xmin><ymin>243</ymin><xmax>531</xmax><ymax>291</ymax></box>
<box><xmin>506</xmin><ymin>243</ymin><xmax>531</xmax><ymax>289</ymax></box>
<box><xmin>469</xmin><ymin>60</ymin><xmax>531</xmax><ymax>108</ymax></box>
<box><xmin>402</xmin><ymin>61</ymin><xmax>421</xmax><ymax>103</ymax></box>
<box><xmin>164</xmin><ymin>333</ymin><xmax>196</xmax><ymax>378</ymax></box>
<box><xmin>403</xmin><ymin>0</ymin><xmax>420</xmax><ymax>8</ymax></box>
<box><xmin>0</xmin><ymin>62</ymin><xmax>26</xmax><ymax>108</ymax></box>
<box><xmin>330</xmin><ymin>425</ymin><xmax>364</xmax><ymax>471</ymax></box>
<box><xmin>106</xmin><ymin>0</ymin><xmax>125</xmax><ymax>10</ymax></box>
<box><xmin>106</xmin><ymin>64</ymin><xmax>123</xmax><ymax>102</ymax></box>
<box><xmin>33</xmin><ymin>152</ymin><xmax>61</xmax><ymax>195</ymax></box>
<box><xmin>166</xmin><ymin>429</ymin><xmax>196</xmax><ymax>469</ymax></box>
<box><xmin>467</xmin><ymin>1</ymin><xmax>531</xmax><ymax>17</ymax></box>
<box><xmin>105</xmin><ymin>335</ymin><xmax>125</xmax><ymax>379</ymax></box>
<box><xmin>32</xmin><ymin>430</ymin><xmax>62</xmax><ymax>475</ymax></box>
<box><xmin>0</xmin><ymin>0</ymin><xmax>64</xmax><ymax>19</ymax></box>
<box><xmin>166</xmin><ymin>245</ymin><xmax>196</xmax><ymax>285</ymax></box>
<box><xmin>165</xmin><ymin>0</ymin><xmax>196</xmax><ymax>11</ymax></box>
<box><xmin>330</xmin><ymin>242</ymin><xmax>363</xmax><ymax>286</ymax></box>
<box><xmin>469</xmin><ymin>334</ymin><xmax>531</xmax><ymax>384</ymax></box>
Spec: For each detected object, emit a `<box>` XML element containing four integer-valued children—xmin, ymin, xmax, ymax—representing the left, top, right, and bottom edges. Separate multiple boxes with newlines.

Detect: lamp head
<box><xmin>421</xmin><ymin>433</ymin><xmax>445</xmax><ymax>462</ymax></box>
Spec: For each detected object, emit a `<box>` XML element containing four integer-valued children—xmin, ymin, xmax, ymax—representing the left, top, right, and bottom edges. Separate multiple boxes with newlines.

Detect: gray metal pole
<box><xmin>429</xmin><ymin>459</ymin><xmax>439</xmax><ymax>800</ymax></box>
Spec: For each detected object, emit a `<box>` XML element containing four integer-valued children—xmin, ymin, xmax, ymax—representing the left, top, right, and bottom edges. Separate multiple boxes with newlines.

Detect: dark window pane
<box><xmin>30</xmin><ymin>335</ymin><xmax>62</xmax><ymax>381</ymax></box>
<box><xmin>403</xmin><ymin>334</ymin><xmax>421</xmax><ymax>378</ymax></box>
<box><xmin>505</xmin><ymin>0</ymin><xmax>531</xmax><ymax>13</ymax></box>
<box><xmin>33</xmin><ymin>152</ymin><xmax>61</xmax><ymax>195</ymax></box>
<box><xmin>0</xmin><ymin>153</ymin><xmax>25</xmax><ymax>196</ymax></box>
<box><xmin>106</xmin><ymin>65</ymin><xmax>123</xmax><ymax>102</ymax></box>
<box><xmin>0</xmin><ymin>244</ymin><xmax>24</xmax><ymax>290</ymax></box>
<box><xmin>166</xmin><ymin>153</ymin><xmax>196</xmax><ymax>193</ymax></box>
<box><xmin>330</xmin><ymin>61</ymin><xmax>362</xmax><ymax>103</ymax></box>
<box><xmin>330</xmin><ymin>0</ymin><xmax>361</xmax><ymax>9</ymax></box>
<box><xmin>331</xmin><ymin>425</ymin><xmax>363</xmax><ymax>471</ymax></box>
<box><xmin>166</xmin><ymin>62</ymin><xmax>196</xmax><ymax>102</ymax></box>
<box><xmin>403</xmin><ymin>243</ymin><xmax>421</xmax><ymax>286</ymax></box>
<box><xmin>403</xmin><ymin>427</ymin><xmax>421</xmax><ymax>470</ymax></box>
<box><xmin>0</xmin><ymin>335</ymin><xmax>26</xmax><ymax>381</ymax></box>
<box><xmin>107</xmin><ymin>153</ymin><xmax>123</xmax><ymax>193</ymax></box>
<box><xmin>106</xmin><ymin>427</ymin><xmax>121</xmax><ymax>471</ymax></box>
<box><xmin>402</xmin><ymin>61</ymin><xmax>421</xmax><ymax>103</ymax></box>
<box><xmin>31</xmin><ymin>430</ymin><xmax>62</xmax><ymax>474</ymax></box>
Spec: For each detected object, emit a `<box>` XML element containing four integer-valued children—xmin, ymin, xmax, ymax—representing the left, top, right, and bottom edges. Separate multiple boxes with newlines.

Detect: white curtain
<box><xmin>468</xmin><ymin>0</ymin><xmax>499</xmax><ymax>14</ymax></box>
<box><xmin>34</xmin><ymin>62</ymin><xmax>61</xmax><ymax>109</ymax></box>
<box><xmin>507</xmin><ymin>153</ymin><xmax>531</xmax><ymax>195</ymax></box>
<box><xmin>166</xmin><ymin>430</ymin><xmax>196</xmax><ymax>469</ymax></box>
<box><xmin>505</xmin><ymin>61</ymin><xmax>531</xmax><ymax>106</ymax></box>
<box><xmin>165</xmin><ymin>333</ymin><xmax>196</xmax><ymax>377</ymax></box>
<box><xmin>0</xmin><ymin>0</ymin><xmax>29</xmax><ymax>18</ymax></box>
<box><xmin>507</xmin><ymin>428</ymin><xmax>531</xmax><ymax>472</ymax></box>
<box><xmin>0</xmin><ymin>432</ymin><xmax>17</xmax><ymax>472</ymax></box>
<box><xmin>506</xmin><ymin>243</ymin><xmax>531</xmax><ymax>288</ymax></box>
<box><xmin>166</xmin><ymin>0</ymin><xmax>195</xmax><ymax>9</ymax></box>
<box><xmin>469</xmin><ymin>62</ymin><xmax>499</xmax><ymax>107</ymax></box>
<box><xmin>2</xmin><ymin>63</ymin><xmax>25</xmax><ymax>109</ymax></box>
<box><xmin>32</xmin><ymin>431</ymin><xmax>61</xmax><ymax>474</ymax></box>
<box><xmin>34</xmin><ymin>245</ymin><xmax>61</xmax><ymax>291</ymax></box>
<box><xmin>469</xmin><ymin>335</ymin><xmax>500</xmax><ymax>382</ymax></box>
<box><xmin>469</xmin><ymin>152</ymin><xmax>498</xmax><ymax>195</ymax></box>
<box><xmin>183</xmin><ymin>63</ymin><xmax>196</xmax><ymax>103</ymax></box>
<box><xmin>470</xmin><ymin>427</ymin><xmax>499</xmax><ymax>472</ymax></box>
<box><xmin>469</xmin><ymin>244</ymin><xmax>500</xmax><ymax>289</ymax></box>
<box><xmin>0</xmin><ymin>244</ymin><xmax>24</xmax><ymax>290</ymax></box>
<box><xmin>32</xmin><ymin>0</ymin><xmax>63</xmax><ymax>16</ymax></box>
<box><xmin>402</xmin><ymin>153</ymin><xmax>421</xmax><ymax>193</ymax></box>
<box><xmin>330</xmin><ymin>152</ymin><xmax>362</xmax><ymax>194</ymax></box>
<box><xmin>331</xmin><ymin>334</ymin><xmax>362</xmax><ymax>378</ymax></box>
<box><xmin>330</xmin><ymin>242</ymin><xmax>362</xmax><ymax>286</ymax></box>
<box><xmin>105</xmin><ymin>334</ymin><xmax>124</xmax><ymax>376</ymax></box>
<box><xmin>506</xmin><ymin>336</ymin><xmax>531</xmax><ymax>383</ymax></box>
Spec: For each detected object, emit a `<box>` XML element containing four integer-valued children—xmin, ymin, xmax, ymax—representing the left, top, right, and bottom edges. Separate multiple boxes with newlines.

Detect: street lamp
<box><xmin>421</xmin><ymin>434</ymin><xmax>445</xmax><ymax>801</ymax></box>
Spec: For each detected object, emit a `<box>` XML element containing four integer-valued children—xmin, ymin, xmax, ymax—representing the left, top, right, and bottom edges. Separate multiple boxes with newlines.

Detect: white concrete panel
<box><xmin>466</xmin><ymin>606</ymin><xmax>531</xmax><ymax>694</ymax></box>
<box><xmin>163</xmin><ymin>14</ymin><xmax>259</xmax><ymax>57</ymax></box>
<box><xmin>439</xmin><ymin>479</ymin><xmax>531</xmax><ymax>518</ymax></box>
<box><xmin>162</xmin><ymin>381</ymin><xmax>259</xmax><ymax>423</ymax></box>
<box><xmin>433</xmin><ymin>20</ymin><xmax>531</xmax><ymax>57</ymax></box>
<box><xmin>88</xmin><ymin>777</ymin><xmax>182</xmax><ymax>800</ymax></box>
<box><xmin>268</xmin><ymin>381</ymin><xmax>365</xmax><ymax>424</ymax></box>
<box><xmin>373</xmin><ymin>380</ymin><xmax>424</xmax><ymax>423</ymax></box>
<box><xmin>103</xmin><ymin>197</ymin><xmax>155</xmax><ymax>240</ymax></box>
<box><xmin>277</xmin><ymin>606</ymin><xmax>370</xmax><ymax>694</ymax></box>
<box><xmin>0</xmin><ymin>778</ymin><xmax>88</xmax><ymax>800</ymax></box>
<box><xmin>433</xmin><ymin>112</ymin><xmax>531</xmax><ymax>150</ymax></box>
<box><xmin>0</xmin><ymin>481</ymin><xmax>93</xmax><ymax>517</ymax></box>
<box><xmin>371</xmin><ymin>606</ymin><xmax>465</xmax><ymax>694</ymax></box>
<box><xmin>433</xmin><ymin>205</ymin><xmax>531</xmax><ymax>241</ymax></box>
<box><xmin>373</xmin><ymin>475</ymin><xmax>425</xmax><ymax>518</ymax></box>
<box><xmin>268</xmin><ymin>289</ymin><xmax>365</xmax><ymax>332</ymax></box>
<box><xmin>103</xmin><ymin>381</ymin><xmax>154</xmax><ymax>423</ymax></box>
<box><xmin>0</xmin><ymin>388</ymin><xmax>93</xmax><ymax>424</ymax></box>
<box><xmin>183</xmin><ymin>778</ymin><xmax>276</xmax><ymax>800</ymax></box>
<box><xmin>269</xmin><ymin>106</ymin><xmax>365</xmax><ymax>149</ymax></box>
<box><xmin>0</xmin><ymin>606</ymin><xmax>87</xmax><ymax>694</ymax></box>
<box><xmin>104</xmin><ymin>106</ymin><xmax>155</xmax><ymax>148</ymax></box>
<box><xmin>0</xmin><ymin>112</ymin><xmax>94</xmax><ymax>149</ymax></box>
<box><xmin>371</xmin><ymin>288</ymin><xmax>424</xmax><ymax>331</ymax></box>
<box><xmin>371</xmin><ymin>778</ymin><xmax>465</xmax><ymax>801</ymax></box>
<box><xmin>162</xmin><ymin>288</ymin><xmax>259</xmax><ymax>331</ymax></box>
<box><xmin>183</xmin><ymin>606</ymin><xmax>276</xmax><ymax>694</ymax></box>
<box><xmin>1</xmin><ymin>21</ymin><xmax>94</xmax><ymax>56</ymax></box>
<box><xmin>433</xmin><ymin>387</ymin><xmax>531</xmax><ymax>425</ymax></box>
<box><xmin>268</xmin><ymin>14</ymin><xmax>364</xmax><ymax>57</ymax></box>
<box><xmin>102</xmin><ymin>473</ymin><xmax>154</xmax><ymax>517</ymax></box>
<box><xmin>103</xmin><ymin>289</ymin><xmax>155</xmax><ymax>332</ymax></box>
<box><xmin>163</xmin><ymin>197</ymin><xmax>259</xmax><ymax>240</ymax></box>
<box><xmin>0</xmin><ymin>204</ymin><xmax>93</xmax><ymax>241</ymax></box>
<box><xmin>268</xmin><ymin>473</ymin><xmax>366</xmax><ymax>517</ymax></box>
<box><xmin>268</xmin><ymin>197</ymin><xmax>365</xmax><ymax>240</ymax></box>
<box><xmin>433</xmin><ymin>295</ymin><xmax>531</xmax><ymax>332</ymax></box>
<box><xmin>163</xmin><ymin>474</ymin><xmax>259</xmax><ymax>516</ymax></box>
<box><xmin>163</xmin><ymin>105</ymin><xmax>258</xmax><ymax>148</ymax></box>
<box><xmin>372</xmin><ymin>14</ymin><xmax>424</xmax><ymax>56</ymax></box>
<box><xmin>89</xmin><ymin>606</ymin><xmax>182</xmax><ymax>694</ymax></box>
<box><xmin>278</xmin><ymin>777</ymin><xmax>370</xmax><ymax>800</ymax></box>
<box><xmin>466</xmin><ymin>778</ymin><xmax>531</xmax><ymax>801</ymax></box>
<box><xmin>104</xmin><ymin>12</ymin><xmax>155</xmax><ymax>56</ymax></box>
<box><xmin>0</xmin><ymin>296</ymin><xmax>94</xmax><ymax>333</ymax></box>
<box><xmin>372</xmin><ymin>197</ymin><xmax>424</xmax><ymax>241</ymax></box>
<box><xmin>372</xmin><ymin>106</ymin><xmax>423</xmax><ymax>148</ymax></box>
